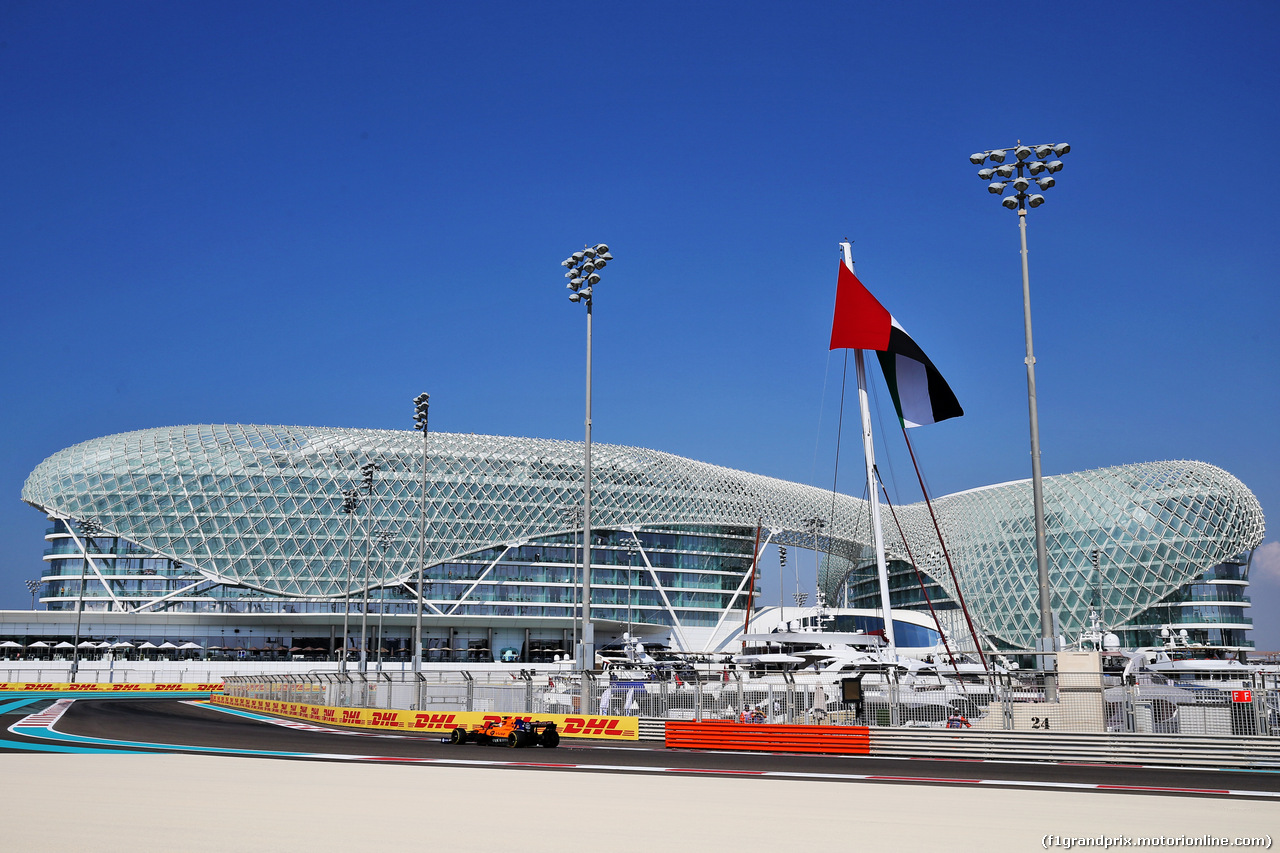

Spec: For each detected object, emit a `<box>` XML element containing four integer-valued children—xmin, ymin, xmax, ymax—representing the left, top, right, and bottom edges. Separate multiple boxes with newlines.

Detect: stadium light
<box><xmin>559</xmin><ymin>243</ymin><xmax>613</xmax><ymax>672</ymax></box>
<box><xmin>971</xmin><ymin>140</ymin><xmax>1070</xmax><ymax>696</ymax></box>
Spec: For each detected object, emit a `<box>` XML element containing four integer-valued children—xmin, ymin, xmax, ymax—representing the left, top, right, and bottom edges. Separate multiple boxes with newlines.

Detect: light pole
<box><xmin>778</xmin><ymin>546</ymin><xmax>788</xmax><ymax>627</ymax></box>
<box><xmin>412</xmin><ymin>392</ymin><xmax>430</xmax><ymax>674</ymax></box>
<box><xmin>560</xmin><ymin>506</ymin><xmax>583</xmax><ymax>660</ymax></box>
<box><xmin>25</xmin><ymin>579</ymin><xmax>40</xmax><ymax>610</ymax></box>
<box><xmin>803</xmin><ymin>516</ymin><xmax>826</xmax><ymax>600</ymax></box>
<box><xmin>625</xmin><ymin>536</ymin><xmax>640</xmax><ymax>636</ymax></box>
<box><xmin>374</xmin><ymin>528</ymin><xmax>392</xmax><ymax>670</ymax></box>
<box><xmin>71</xmin><ymin>519</ymin><xmax>102</xmax><ymax>682</ymax></box>
<box><xmin>358</xmin><ymin>462</ymin><xmax>379</xmax><ymax>674</ymax></box>
<box><xmin>971</xmin><ymin>141</ymin><xmax>1070</xmax><ymax>685</ymax></box>
<box><xmin>560</xmin><ymin>242</ymin><xmax>613</xmax><ymax>671</ymax></box>
<box><xmin>339</xmin><ymin>488</ymin><xmax>360</xmax><ymax>672</ymax></box>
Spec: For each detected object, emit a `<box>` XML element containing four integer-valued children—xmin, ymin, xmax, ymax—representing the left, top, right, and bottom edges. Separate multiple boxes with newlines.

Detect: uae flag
<box><xmin>829</xmin><ymin>260</ymin><xmax>964</xmax><ymax>428</ymax></box>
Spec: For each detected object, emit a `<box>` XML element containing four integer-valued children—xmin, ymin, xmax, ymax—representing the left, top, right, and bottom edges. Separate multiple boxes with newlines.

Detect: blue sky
<box><xmin>2</xmin><ymin>2</ymin><xmax>1277</xmax><ymax>647</ymax></box>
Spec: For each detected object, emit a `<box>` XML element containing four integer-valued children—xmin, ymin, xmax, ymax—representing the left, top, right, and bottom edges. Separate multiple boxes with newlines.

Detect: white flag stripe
<box><xmin>894</xmin><ymin>353</ymin><xmax>935</xmax><ymax>428</ymax></box>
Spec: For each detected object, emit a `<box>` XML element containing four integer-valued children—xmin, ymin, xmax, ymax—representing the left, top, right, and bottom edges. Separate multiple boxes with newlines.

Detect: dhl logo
<box><xmin>561</xmin><ymin>717</ymin><xmax>626</xmax><ymax>736</ymax></box>
<box><xmin>23</xmin><ymin>684</ymin><xmax>55</xmax><ymax>690</ymax></box>
<box><xmin>155</xmin><ymin>684</ymin><xmax>184</xmax><ymax>690</ymax></box>
<box><xmin>341</xmin><ymin>709</ymin><xmax>362</xmax><ymax>724</ymax></box>
<box><xmin>110</xmin><ymin>684</ymin><xmax>144</xmax><ymax>691</ymax></box>
<box><xmin>371</xmin><ymin>711</ymin><xmax>400</xmax><ymax>727</ymax></box>
<box><xmin>412</xmin><ymin>713</ymin><xmax>458</xmax><ymax>730</ymax></box>
<box><xmin>68</xmin><ymin>683</ymin><xmax>99</xmax><ymax>691</ymax></box>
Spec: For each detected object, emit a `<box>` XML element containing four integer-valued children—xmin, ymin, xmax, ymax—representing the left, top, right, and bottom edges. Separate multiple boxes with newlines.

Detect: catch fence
<box><xmin>220</xmin><ymin>669</ymin><xmax>1280</xmax><ymax>738</ymax></box>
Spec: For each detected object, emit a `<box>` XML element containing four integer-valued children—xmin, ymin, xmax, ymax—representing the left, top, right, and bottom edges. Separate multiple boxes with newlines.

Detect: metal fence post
<box><xmin>522</xmin><ymin>670</ymin><xmax>534</xmax><ymax>713</ymax></box>
<box><xmin>1001</xmin><ymin>680</ymin><xmax>1013</xmax><ymax>730</ymax></box>
<box><xmin>463</xmin><ymin>671</ymin><xmax>474</xmax><ymax>712</ymax></box>
<box><xmin>1123</xmin><ymin>681</ymin><xmax>1137</xmax><ymax>733</ymax></box>
<box><xmin>695</xmin><ymin>674</ymin><xmax>703</xmax><ymax>722</ymax></box>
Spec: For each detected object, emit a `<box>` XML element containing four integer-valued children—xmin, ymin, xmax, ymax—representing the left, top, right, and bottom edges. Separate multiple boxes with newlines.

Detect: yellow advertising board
<box><xmin>0</xmin><ymin>682</ymin><xmax>222</xmax><ymax>692</ymax></box>
<box><xmin>211</xmin><ymin>693</ymin><xmax>638</xmax><ymax>740</ymax></box>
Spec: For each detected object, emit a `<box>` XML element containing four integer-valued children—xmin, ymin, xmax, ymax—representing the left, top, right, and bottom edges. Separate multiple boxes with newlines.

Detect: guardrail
<box><xmin>866</xmin><ymin>728</ymin><xmax>1280</xmax><ymax>770</ymax></box>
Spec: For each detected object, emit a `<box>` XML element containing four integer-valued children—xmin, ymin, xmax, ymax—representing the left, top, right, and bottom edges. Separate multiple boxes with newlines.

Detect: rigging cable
<box><xmin>875</xmin><ymin>467</ymin><xmax>970</xmax><ymax>690</ymax></box>
<box><xmin>825</xmin><ymin>349</ymin><xmax>850</xmax><ymax>602</ymax></box>
<box><xmin>900</xmin><ymin>425</ymin><xmax>990</xmax><ymax>673</ymax></box>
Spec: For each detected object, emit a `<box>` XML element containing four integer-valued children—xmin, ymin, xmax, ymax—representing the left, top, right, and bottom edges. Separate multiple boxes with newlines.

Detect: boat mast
<box><xmin>841</xmin><ymin>241</ymin><xmax>897</xmax><ymax>656</ymax></box>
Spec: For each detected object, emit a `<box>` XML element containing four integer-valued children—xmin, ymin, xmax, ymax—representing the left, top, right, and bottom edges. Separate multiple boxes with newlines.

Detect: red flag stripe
<box><xmin>829</xmin><ymin>260</ymin><xmax>891</xmax><ymax>351</ymax></box>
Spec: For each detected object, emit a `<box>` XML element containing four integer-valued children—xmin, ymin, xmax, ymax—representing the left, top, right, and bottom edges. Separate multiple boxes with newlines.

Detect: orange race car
<box><xmin>448</xmin><ymin>716</ymin><xmax>560</xmax><ymax>748</ymax></box>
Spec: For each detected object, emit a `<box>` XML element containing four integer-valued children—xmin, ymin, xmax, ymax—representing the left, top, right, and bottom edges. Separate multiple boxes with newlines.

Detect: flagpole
<box><xmin>841</xmin><ymin>242</ymin><xmax>897</xmax><ymax>657</ymax></box>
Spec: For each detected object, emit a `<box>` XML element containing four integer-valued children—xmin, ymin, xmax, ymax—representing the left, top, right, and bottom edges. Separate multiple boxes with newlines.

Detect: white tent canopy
<box><xmin>178</xmin><ymin>642</ymin><xmax>203</xmax><ymax>650</ymax></box>
<box><xmin>138</xmin><ymin>641</ymin><xmax>159</xmax><ymax>650</ymax></box>
<box><xmin>0</xmin><ymin>641</ymin><xmax>23</xmax><ymax>649</ymax></box>
<box><xmin>158</xmin><ymin>641</ymin><xmax>178</xmax><ymax>649</ymax></box>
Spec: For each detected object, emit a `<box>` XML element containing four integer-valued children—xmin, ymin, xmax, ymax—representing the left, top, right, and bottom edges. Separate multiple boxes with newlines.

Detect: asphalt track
<box><xmin>5</xmin><ymin>698</ymin><xmax>1280</xmax><ymax>801</ymax></box>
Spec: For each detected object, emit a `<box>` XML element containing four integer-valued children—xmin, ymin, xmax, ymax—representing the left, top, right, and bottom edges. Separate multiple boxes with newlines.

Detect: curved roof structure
<box><xmin>22</xmin><ymin>424</ymin><xmax>1264</xmax><ymax>648</ymax></box>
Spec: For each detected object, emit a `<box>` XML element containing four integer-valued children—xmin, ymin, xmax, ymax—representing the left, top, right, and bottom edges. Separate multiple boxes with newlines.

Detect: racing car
<box><xmin>448</xmin><ymin>716</ymin><xmax>560</xmax><ymax>748</ymax></box>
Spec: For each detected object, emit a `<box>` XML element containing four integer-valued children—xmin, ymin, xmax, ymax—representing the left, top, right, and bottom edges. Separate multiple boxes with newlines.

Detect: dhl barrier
<box><xmin>665</xmin><ymin>720</ymin><xmax>870</xmax><ymax>754</ymax></box>
<box><xmin>0</xmin><ymin>682</ymin><xmax>223</xmax><ymax>693</ymax></box>
<box><xmin>210</xmin><ymin>693</ymin><xmax>639</xmax><ymax>740</ymax></box>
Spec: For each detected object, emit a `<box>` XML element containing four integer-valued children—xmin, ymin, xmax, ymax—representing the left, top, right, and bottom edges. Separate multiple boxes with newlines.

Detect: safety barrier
<box><xmin>210</xmin><ymin>693</ymin><xmax>638</xmax><ymax>740</ymax></box>
<box><xmin>665</xmin><ymin>720</ymin><xmax>870</xmax><ymax>754</ymax></box>
<box><xmin>652</xmin><ymin>720</ymin><xmax>1280</xmax><ymax>769</ymax></box>
<box><xmin>0</xmin><ymin>682</ymin><xmax>222</xmax><ymax>694</ymax></box>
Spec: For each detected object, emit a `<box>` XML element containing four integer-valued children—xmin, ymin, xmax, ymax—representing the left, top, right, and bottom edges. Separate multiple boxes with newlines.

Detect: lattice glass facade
<box><xmin>21</xmin><ymin>425</ymin><xmax>1265</xmax><ymax>652</ymax></box>
<box><xmin>839</xmin><ymin>462</ymin><xmax>1265</xmax><ymax>650</ymax></box>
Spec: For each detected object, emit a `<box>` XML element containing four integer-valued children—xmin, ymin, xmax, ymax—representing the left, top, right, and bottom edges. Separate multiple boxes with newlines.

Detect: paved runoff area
<box><xmin>1</xmin><ymin>753</ymin><xmax>1277</xmax><ymax>852</ymax></box>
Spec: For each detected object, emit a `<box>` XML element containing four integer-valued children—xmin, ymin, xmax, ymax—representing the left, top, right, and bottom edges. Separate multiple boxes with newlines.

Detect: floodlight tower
<box><xmin>560</xmin><ymin>242</ymin><xmax>613</xmax><ymax>671</ymax></box>
<box><xmin>970</xmin><ymin>141</ymin><xmax>1070</xmax><ymax>684</ymax></box>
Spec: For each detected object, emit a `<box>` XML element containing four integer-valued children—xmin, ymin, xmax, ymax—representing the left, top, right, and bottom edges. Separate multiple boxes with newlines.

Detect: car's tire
<box><xmin>507</xmin><ymin>732</ymin><xmax>521</xmax><ymax>748</ymax></box>
<box><xmin>541</xmin><ymin>728</ymin><xmax>560</xmax><ymax>748</ymax></box>
<box><xmin>449</xmin><ymin>727</ymin><xmax>467</xmax><ymax>745</ymax></box>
